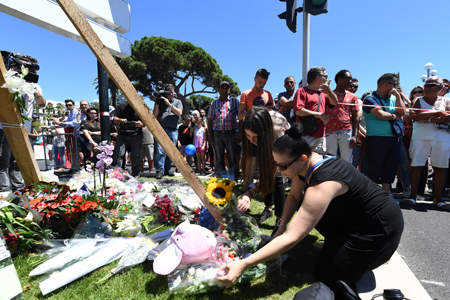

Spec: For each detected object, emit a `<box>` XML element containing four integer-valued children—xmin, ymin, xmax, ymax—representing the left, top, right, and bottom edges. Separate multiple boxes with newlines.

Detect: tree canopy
<box><xmin>118</xmin><ymin>36</ymin><xmax>240</xmax><ymax>115</ymax></box>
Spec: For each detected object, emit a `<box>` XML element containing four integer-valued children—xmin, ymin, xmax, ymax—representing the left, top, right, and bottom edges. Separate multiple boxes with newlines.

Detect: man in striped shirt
<box><xmin>207</xmin><ymin>81</ymin><xmax>239</xmax><ymax>179</ymax></box>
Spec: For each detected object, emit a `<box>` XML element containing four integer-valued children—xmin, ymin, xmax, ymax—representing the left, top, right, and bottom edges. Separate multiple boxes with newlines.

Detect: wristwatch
<box><xmin>169</xmin><ymin>104</ymin><xmax>174</xmax><ymax>108</ymax></box>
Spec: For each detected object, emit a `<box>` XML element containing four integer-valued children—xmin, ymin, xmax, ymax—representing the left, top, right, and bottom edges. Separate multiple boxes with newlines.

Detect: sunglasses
<box><xmin>424</xmin><ymin>83</ymin><xmax>439</xmax><ymax>89</ymax></box>
<box><xmin>89</xmin><ymin>112</ymin><xmax>98</xmax><ymax>115</ymax></box>
<box><xmin>386</xmin><ymin>82</ymin><xmax>398</xmax><ymax>87</ymax></box>
<box><xmin>319</xmin><ymin>74</ymin><xmax>328</xmax><ymax>79</ymax></box>
<box><xmin>273</xmin><ymin>156</ymin><xmax>299</xmax><ymax>171</ymax></box>
<box><xmin>285</xmin><ymin>80</ymin><xmax>295</xmax><ymax>85</ymax></box>
<box><xmin>65</xmin><ymin>104</ymin><xmax>73</xmax><ymax>107</ymax></box>
<box><xmin>349</xmin><ymin>85</ymin><xmax>358</xmax><ymax>90</ymax></box>
<box><xmin>412</xmin><ymin>90</ymin><xmax>423</xmax><ymax>95</ymax></box>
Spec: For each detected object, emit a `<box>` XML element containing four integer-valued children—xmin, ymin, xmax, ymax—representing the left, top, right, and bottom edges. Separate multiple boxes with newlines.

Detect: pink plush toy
<box><xmin>153</xmin><ymin>222</ymin><xmax>217</xmax><ymax>275</ymax></box>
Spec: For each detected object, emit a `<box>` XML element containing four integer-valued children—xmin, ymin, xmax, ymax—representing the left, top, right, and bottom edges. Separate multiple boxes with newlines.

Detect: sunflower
<box><xmin>206</xmin><ymin>179</ymin><xmax>235</xmax><ymax>207</ymax></box>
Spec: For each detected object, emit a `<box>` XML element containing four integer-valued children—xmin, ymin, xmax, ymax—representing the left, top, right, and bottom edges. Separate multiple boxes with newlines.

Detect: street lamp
<box><xmin>430</xmin><ymin>69</ymin><xmax>437</xmax><ymax>76</ymax></box>
<box><xmin>424</xmin><ymin>62</ymin><xmax>433</xmax><ymax>78</ymax></box>
<box><xmin>195</xmin><ymin>97</ymin><xmax>203</xmax><ymax>110</ymax></box>
<box><xmin>421</xmin><ymin>74</ymin><xmax>428</xmax><ymax>83</ymax></box>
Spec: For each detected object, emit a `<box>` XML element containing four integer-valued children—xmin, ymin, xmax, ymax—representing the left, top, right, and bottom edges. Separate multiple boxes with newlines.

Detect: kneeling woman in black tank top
<box><xmin>217</xmin><ymin>123</ymin><xmax>404</xmax><ymax>293</ymax></box>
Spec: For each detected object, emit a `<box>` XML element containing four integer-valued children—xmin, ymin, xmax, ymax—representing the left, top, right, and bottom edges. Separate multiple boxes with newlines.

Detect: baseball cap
<box><xmin>220</xmin><ymin>81</ymin><xmax>230</xmax><ymax>87</ymax></box>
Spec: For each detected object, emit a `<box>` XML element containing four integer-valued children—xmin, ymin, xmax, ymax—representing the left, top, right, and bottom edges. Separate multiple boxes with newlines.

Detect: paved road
<box><xmin>396</xmin><ymin>192</ymin><xmax>450</xmax><ymax>300</ymax></box>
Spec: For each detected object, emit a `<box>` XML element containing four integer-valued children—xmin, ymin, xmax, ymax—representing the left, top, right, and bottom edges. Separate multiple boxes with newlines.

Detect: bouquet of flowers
<box><xmin>204</xmin><ymin>177</ymin><xmax>261</xmax><ymax>254</ymax></box>
<box><xmin>149</xmin><ymin>194</ymin><xmax>185</xmax><ymax>225</ymax></box>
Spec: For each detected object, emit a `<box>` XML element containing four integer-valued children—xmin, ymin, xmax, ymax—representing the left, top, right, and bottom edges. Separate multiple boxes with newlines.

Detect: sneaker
<box><xmin>164</xmin><ymin>170</ymin><xmax>175</xmax><ymax>176</ymax></box>
<box><xmin>271</xmin><ymin>219</ymin><xmax>281</xmax><ymax>237</ymax></box>
<box><xmin>260</xmin><ymin>207</ymin><xmax>273</xmax><ymax>222</ymax></box>
<box><xmin>156</xmin><ymin>171</ymin><xmax>163</xmax><ymax>180</ymax></box>
<box><xmin>417</xmin><ymin>194</ymin><xmax>425</xmax><ymax>200</ymax></box>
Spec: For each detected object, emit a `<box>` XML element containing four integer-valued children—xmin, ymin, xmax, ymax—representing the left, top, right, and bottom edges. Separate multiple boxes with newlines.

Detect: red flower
<box><xmin>46</xmin><ymin>211</ymin><xmax>55</xmax><ymax>220</ymax></box>
<box><xmin>73</xmin><ymin>195</ymin><xmax>83</xmax><ymax>204</ymax></box>
<box><xmin>65</xmin><ymin>216</ymin><xmax>71</xmax><ymax>222</ymax></box>
<box><xmin>4</xmin><ymin>233</ymin><xmax>19</xmax><ymax>245</ymax></box>
<box><xmin>51</xmin><ymin>202</ymin><xmax>60</xmax><ymax>209</ymax></box>
<box><xmin>71</xmin><ymin>207</ymin><xmax>81</xmax><ymax>212</ymax></box>
<box><xmin>44</xmin><ymin>189</ymin><xmax>49</xmax><ymax>193</ymax></box>
<box><xmin>37</xmin><ymin>201</ymin><xmax>48</xmax><ymax>209</ymax></box>
<box><xmin>80</xmin><ymin>201</ymin><xmax>98</xmax><ymax>212</ymax></box>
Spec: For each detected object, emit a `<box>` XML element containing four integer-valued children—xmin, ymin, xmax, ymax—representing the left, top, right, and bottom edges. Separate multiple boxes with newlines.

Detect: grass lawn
<box><xmin>12</xmin><ymin>177</ymin><xmax>323</xmax><ymax>300</ymax></box>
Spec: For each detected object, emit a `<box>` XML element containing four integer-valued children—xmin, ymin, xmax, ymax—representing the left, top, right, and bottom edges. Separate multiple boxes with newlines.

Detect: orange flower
<box><xmin>80</xmin><ymin>201</ymin><xmax>98</xmax><ymax>212</ymax></box>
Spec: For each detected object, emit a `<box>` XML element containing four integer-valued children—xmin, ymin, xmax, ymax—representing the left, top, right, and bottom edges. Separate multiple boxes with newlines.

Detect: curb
<box><xmin>357</xmin><ymin>251</ymin><xmax>432</xmax><ymax>300</ymax></box>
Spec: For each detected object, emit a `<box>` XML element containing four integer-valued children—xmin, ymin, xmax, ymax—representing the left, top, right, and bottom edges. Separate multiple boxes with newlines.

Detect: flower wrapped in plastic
<box><xmin>149</xmin><ymin>194</ymin><xmax>185</xmax><ymax>225</ymax></box>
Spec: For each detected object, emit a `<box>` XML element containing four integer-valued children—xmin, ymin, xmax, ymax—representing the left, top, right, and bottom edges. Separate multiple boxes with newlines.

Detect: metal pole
<box><xmin>427</xmin><ymin>69</ymin><xmax>430</xmax><ymax>79</ymax></box>
<box><xmin>302</xmin><ymin>2</ymin><xmax>310</xmax><ymax>87</ymax></box>
<box><xmin>97</xmin><ymin>60</ymin><xmax>111</xmax><ymax>142</ymax></box>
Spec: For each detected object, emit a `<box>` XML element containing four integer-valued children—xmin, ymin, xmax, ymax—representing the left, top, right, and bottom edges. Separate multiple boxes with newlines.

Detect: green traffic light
<box><xmin>311</xmin><ymin>0</ymin><xmax>325</xmax><ymax>5</ymax></box>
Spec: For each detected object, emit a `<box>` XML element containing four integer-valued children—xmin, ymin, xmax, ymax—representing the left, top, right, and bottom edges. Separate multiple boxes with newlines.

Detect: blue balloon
<box><xmin>185</xmin><ymin>144</ymin><xmax>196</xmax><ymax>156</ymax></box>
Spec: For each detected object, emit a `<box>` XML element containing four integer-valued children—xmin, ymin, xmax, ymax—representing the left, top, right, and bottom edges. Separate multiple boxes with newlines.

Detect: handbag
<box><xmin>293</xmin><ymin>282</ymin><xmax>335</xmax><ymax>300</ymax></box>
<box><xmin>435</xmin><ymin>123</ymin><xmax>450</xmax><ymax>131</ymax></box>
<box><xmin>300</xmin><ymin>92</ymin><xmax>321</xmax><ymax>134</ymax></box>
<box><xmin>372</xmin><ymin>94</ymin><xmax>405</xmax><ymax>137</ymax></box>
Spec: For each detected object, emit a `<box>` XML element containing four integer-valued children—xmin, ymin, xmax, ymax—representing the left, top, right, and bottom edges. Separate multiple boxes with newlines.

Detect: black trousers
<box><xmin>263</xmin><ymin>171</ymin><xmax>286</xmax><ymax>218</ymax></box>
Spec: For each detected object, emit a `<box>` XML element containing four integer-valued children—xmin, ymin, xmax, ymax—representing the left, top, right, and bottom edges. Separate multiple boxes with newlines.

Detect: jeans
<box><xmin>112</xmin><ymin>134</ymin><xmax>143</xmax><ymax>176</ymax></box>
<box><xmin>0</xmin><ymin>129</ymin><xmax>25</xmax><ymax>192</ymax></box>
<box><xmin>398</xmin><ymin>143</ymin><xmax>410</xmax><ymax>189</ymax></box>
<box><xmin>326</xmin><ymin>129</ymin><xmax>353</xmax><ymax>162</ymax></box>
<box><xmin>303</xmin><ymin>135</ymin><xmax>326</xmax><ymax>152</ymax></box>
<box><xmin>53</xmin><ymin>146</ymin><xmax>66</xmax><ymax>168</ymax></box>
<box><xmin>154</xmin><ymin>128</ymin><xmax>177</xmax><ymax>173</ymax></box>
<box><xmin>263</xmin><ymin>171</ymin><xmax>286</xmax><ymax>218</ymax></box>
<box><xmin>213</xmin><ymin>131</ymin><xmax>238</xmax><ymax>178</ymax></box>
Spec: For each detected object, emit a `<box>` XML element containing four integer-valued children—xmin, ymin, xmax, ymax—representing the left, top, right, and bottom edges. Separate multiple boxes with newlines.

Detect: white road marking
<box><xmin>420</xmin><ymin>280</ymin><xmax>445</xmax><ymax>287</ymax></box>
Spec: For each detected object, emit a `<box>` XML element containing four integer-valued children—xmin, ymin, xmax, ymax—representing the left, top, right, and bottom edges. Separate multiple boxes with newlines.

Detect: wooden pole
<box><xmin>55</xmin><ymin>0</ymin><xmax>221</xmax><ymax>220</ymax></box>
<box><xmin>0</xmin><ymin>59</ymin><xmax>42</xmax><ymax>185</ymax></box>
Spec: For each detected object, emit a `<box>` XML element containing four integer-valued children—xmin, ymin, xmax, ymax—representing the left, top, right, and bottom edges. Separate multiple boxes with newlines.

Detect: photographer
<box><xmin>0</xmin><ymin>52</ymin><xmax>45</xmax><ymax>193</ymax></box>
<box><xmin>112</xmin><ymin>101</ymin><xmax>144</xmax><ymax>177</ymax></box>
<box><xmin>153</xmin><ymin>84</ymin><xmax>182</xmax><ymax>179</ymax></box>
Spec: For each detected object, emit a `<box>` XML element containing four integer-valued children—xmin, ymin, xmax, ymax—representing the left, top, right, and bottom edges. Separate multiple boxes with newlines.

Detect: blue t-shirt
<box><xmin>363</xmin><ymin>92</ymin><xmax>396</xmax><ymax>137</ymax></box>
<box><xmin>278</xmin><ymin>91</ymin><xmax>296</xmax><ymax>125</ymax></box>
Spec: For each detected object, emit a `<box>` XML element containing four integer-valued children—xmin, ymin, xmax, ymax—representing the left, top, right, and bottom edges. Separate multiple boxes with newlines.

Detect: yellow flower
<box><xmin>205</xmin><ymin>179</ymin><xmax>234</xmax><ymax>207</ymax></box>
<box><xmin>206</xmin><ymin>177</ymin><xmax>218</xmax><ymax>185</ymax></box>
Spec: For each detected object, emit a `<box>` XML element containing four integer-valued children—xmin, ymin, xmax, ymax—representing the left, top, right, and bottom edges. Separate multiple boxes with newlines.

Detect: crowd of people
<box><xmin>2</xmin><ymin>51</ymin><xmax>450</xmax><ymax>297</ymax></box>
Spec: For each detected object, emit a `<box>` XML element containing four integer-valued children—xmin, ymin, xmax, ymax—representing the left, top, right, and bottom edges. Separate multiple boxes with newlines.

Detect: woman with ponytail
<box><xmin>218</xmin><ymin>122</ymin><xmax>404</xmax><ymax>294</ymax></box>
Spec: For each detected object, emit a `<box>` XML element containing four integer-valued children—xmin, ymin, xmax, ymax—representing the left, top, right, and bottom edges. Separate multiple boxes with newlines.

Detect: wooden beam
<box><xmin>54</xmin><ymin>0</ymin><xmax>221</xmax><ymax>220</ymax></box>
<box><xmin>0</xmin><ymin>59</ymin><xmax>42</xmax><ymax>185</ymax></box>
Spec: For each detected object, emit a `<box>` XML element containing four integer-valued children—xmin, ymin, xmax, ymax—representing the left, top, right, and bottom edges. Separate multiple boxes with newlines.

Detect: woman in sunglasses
<box><xmin>237</xmin><ymin>107</ymin><xmax>290</xmax><ymax>236</ymax></box>
<box><xmin>219</xmin><ymin>122</ymin><xmax>404</xmax><ymax>293</ymax></box>
<box><xmin>80</xmin><ymin>108</ymin><xmax>102</xmax><ymax>153</ymax></box>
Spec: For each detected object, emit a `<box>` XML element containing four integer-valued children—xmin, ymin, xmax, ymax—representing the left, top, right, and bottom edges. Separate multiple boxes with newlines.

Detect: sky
<box><xmin>1</xmin><ymin>0</ymin><xmax>449</xmax><ymax>111</ymax></box>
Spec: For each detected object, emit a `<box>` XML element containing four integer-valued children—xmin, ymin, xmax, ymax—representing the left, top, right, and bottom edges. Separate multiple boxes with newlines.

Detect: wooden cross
<box><xmin>0</xmin><ymin>60</ymin><xmax>42</xmax><ymax>185</ymax></box>
<box><xmin>55</xmin><ymin>0</ymin><xmax>221</xmax><ymax>220</ymax></box>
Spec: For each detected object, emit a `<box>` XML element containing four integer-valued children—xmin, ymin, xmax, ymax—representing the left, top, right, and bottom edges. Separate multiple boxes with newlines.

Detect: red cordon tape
<box><xmin>100</xmin><ymin>112</ymin><xmax>110</xmax><ymax>116</ymax></box>
<box><xmin>336</xmin><ymin>102</ymin><xmax>450</xmax><ymax>113</ymax></box>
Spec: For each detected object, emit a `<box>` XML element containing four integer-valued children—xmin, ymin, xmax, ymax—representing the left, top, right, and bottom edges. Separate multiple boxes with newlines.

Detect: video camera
<box><xmin>1</xmin><ymin>50</ymin><xmax>40</xmax><ymax>83</ymax></box>
<box><xmin>153</xmin><ymin>81</ymin><xmax>172</xmax><ymax>105</ymax></box>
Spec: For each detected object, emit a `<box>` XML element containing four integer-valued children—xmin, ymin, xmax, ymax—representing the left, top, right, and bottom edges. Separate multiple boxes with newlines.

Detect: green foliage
<box><xmin>32</xmin><ymin>121</ymin><xmax>43</xmax><ymax>132</ymax></box>
<box><xmin>187</xmin><ymin>95</ymin><xmax>215</xmax><ymax>112</ymax></box>
<box><xmin>118</xmin><ymin>36</ymin><xmax>241</xmax><ymax>114</ymax></box>
<box><xmin>44</xmin><ymin>102</ymin><xmax>54</xmax><ymax>122</ymax></box>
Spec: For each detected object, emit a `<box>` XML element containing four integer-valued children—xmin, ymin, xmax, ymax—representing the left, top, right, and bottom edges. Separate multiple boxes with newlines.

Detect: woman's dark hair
<box><xmin>409</xmin><ymin>85</ymin><xmax>424</xmax><ymax>102</ymax></box>
<box><xmin>273</xmin><ymin>123</ymin><xmax>311</xmax><ymax>159</ymax></box>
<box><xmin>86</xmin><ymin>108</ymin><xmax>99</xmax><ymax>121</ymax></box>
<box><xmin>242</xmin><ymin>107</ymin><xmax>276</xmax><ymax>196</ymax></box>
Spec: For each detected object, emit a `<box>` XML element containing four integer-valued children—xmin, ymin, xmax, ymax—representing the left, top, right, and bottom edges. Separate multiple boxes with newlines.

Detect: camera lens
<box><xmin>383</xmin><ymin>289</ymin><xmax>404</xmax><ymax>300</ymax></box>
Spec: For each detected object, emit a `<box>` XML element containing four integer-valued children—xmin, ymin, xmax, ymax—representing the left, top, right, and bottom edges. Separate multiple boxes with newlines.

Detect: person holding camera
<box><xmin>153</xmin><ymin>84</ymin><xmax>182</xmax><ymax>179</ymax></box>
<box><xmin>0</xmin><ymin>52</ymin><xmax>45</xmax><ymax>193</ymax></box>
<box><xmin>112</xmin><ymin>101</ymin><xmax>144</xmax><ymax>177</ymax></box>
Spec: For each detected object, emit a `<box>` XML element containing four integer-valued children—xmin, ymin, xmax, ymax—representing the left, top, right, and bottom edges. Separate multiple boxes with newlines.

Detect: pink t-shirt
<box><xmin>293</xmin><ymin>87</ymin><xmax>331</xmax><ymax>138</ymax></box>
<box><xmin>325</xmin><ymin>90</ymin><xmax>359</xmax><ymax>134</ymax></box>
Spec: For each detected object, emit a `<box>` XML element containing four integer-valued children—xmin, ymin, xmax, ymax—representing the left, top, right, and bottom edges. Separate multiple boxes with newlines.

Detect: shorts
<box><xmin>409</xmin><ymin>139</ymin><xmax>450</xmax><ymax>168</ymax></box>
<box><xmin>303</xmin><ymin>136</ymin><xmax>326</xmax><ymax>152</ymax></box>
<box><xmin>196</xmin><ymin>145</ymin><xmax>208</xmax><ymax>154</ymax></box>
<box><xmin>140</xmin><ymin>143</ymin><xmax>154</xmax><ymax>161</ymax></box>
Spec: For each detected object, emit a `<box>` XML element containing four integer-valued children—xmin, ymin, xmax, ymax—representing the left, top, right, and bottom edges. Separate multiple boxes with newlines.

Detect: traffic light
<box><xmin>304</xmin><ymin>0</ymin><xmax>328</xmax><ymax>16</ymax></box>
<box><xmin>278</xmin><ymin>0</ymin><xmax>303</xmax><ymax>33</ymax></box>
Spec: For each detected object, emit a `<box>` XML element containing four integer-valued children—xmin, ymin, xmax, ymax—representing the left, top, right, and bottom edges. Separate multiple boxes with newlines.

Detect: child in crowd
<box><xmin>190</xmin><ymin>116</ymin><xmax>208</xmax><ymax>174</ymax></box>
<box><xmin>178</xmin><ymin>115</ymin><xmax>193</xmax><ymax>166</ymax></box>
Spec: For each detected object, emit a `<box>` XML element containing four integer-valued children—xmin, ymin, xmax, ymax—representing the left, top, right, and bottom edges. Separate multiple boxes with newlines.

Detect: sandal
<box><xmin>434</xmin><ymin>202</ymin><xmax>450</xmax><ymax>211</ymax></box>
<box><xmin>404</xmin><ymin>198</ymin><xmax>416</xmax><ymax>205</ymax></box>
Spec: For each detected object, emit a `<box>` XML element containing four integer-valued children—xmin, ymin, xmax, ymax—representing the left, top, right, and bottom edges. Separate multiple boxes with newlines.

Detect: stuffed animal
<box><xmin>153</xmin><ymin>221</ymin><xmax>217</xmax><ymax>275</ymax></box>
